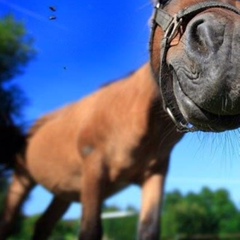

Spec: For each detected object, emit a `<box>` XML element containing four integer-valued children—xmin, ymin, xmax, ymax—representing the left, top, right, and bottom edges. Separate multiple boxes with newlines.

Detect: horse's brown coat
<box><xmin>0</xmin><ymin>64</ymin><xmax>183</xmax><ymax>240</ymax></box>
<box><xmin>27</xmin><ymin>64</ymin><xmax>182</xmax><ymax>201</ymax></box>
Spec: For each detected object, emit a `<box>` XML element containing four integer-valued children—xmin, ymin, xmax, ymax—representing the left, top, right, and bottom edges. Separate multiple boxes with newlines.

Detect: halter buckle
<box><xmin>166</xmin><ymin>107</ymin><xmax>197</xmax><ymax>132</ymax></box>
<box><xmin>164</xmin><ymin>15</ymin><xmax>182</xmax><ymax>44</ymax></box>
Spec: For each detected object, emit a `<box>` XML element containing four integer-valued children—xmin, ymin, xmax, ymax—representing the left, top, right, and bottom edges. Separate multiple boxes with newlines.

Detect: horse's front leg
<box><xmin>138</xmin><ymin>166</ymin><xmax>168</xmax><ymax>240</ymax></box>
<box><xmin>79</xmin><ymin>153</ymin><xmax>106</xmax><ymax>240</ymax></box>
<box><xmin>32</xmin><ymin>196</ymin><xmax>71</xmax><ymax>240</ymax></box>
<box><xmin>0</xmin><ymin>170</ymin><xmax>35</xmax><ymax>239</ymax></box>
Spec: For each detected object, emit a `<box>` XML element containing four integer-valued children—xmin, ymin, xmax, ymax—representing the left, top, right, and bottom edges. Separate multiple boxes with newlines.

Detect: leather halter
<box><xmin>150</xmin><ymin>1</ymin><xmax>240</xmax><ymax>132</ymax></box>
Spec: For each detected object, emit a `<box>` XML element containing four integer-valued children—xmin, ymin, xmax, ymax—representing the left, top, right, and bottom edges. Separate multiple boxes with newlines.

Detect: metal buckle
<box><xmin>164</xmin><ymin>15</ymin><xmax>182</xmax><ymax>44</ymax></box>
<box><xmin>155</xmin><ymin>2</ymin><xmax>160</xmax><ymax>9</ymax></box>
<box><xmin>166</xmin><ymin>107</ymin><xmax>197</xmax><ymax>132</ymax></box>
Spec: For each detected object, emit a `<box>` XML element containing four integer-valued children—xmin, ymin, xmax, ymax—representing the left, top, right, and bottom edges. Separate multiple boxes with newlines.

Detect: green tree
<box><xmin>0</xmin><ymin>15</ymin><xmax>35</xmax><ymax>122</ymax></box>
<box><xmin>0</xmin><ymin>14</ymin><xmax>35</xmax><ymax>170</ymax></box>
<box><xmin>162</xmin><ymin>187</ymin><xmax>240</xmax><ymax>239</ymax></box>
<box><xmin>0</xmin><ymin>14</ymin><xmax>36</xmax><ymax>239</ymax></box>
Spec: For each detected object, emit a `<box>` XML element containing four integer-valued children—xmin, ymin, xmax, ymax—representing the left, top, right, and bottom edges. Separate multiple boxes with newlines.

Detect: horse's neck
<box><xmin>124</xmin><ymin>63</ymin><xmax>183</xmax><ymax>153</ymax></box>
<box><xmin>126</xmin><ymin>63</ymin><xmax>162</xmax><ymax>112</ymax></box>
<box><xmin>128</xmin><ymin>63</ymin><xmax>158</xmax><ymax>94</ymax></box>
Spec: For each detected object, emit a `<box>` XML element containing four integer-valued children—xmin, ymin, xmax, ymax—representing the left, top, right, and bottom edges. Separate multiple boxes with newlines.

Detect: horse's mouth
<box><xmin>172</xmin><ymin>71</ymin><xmax>240</xmax><ymax>132</ymax></box>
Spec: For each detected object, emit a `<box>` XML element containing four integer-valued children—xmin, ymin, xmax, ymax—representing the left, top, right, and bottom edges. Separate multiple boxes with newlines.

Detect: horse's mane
<box><xmin>29</xmin><ymin>69</ymin><xmax>138</xmax><ymax>139</ymax></box>
<box><xmin>100</xmin><ymin>70</ymin><xmax>136</xmax><ymax>88</ymax></box>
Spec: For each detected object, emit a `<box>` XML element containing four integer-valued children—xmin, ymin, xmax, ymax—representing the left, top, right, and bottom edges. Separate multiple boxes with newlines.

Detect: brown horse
<box><xmin>1</xmin><ymin>0</ymin><xmax>240</xmax><ymax>239</ymax></box>
<box><xmin>0</xmin><ymin>64</ymin><xmax>184</xmax><ymax>240</ymax></box>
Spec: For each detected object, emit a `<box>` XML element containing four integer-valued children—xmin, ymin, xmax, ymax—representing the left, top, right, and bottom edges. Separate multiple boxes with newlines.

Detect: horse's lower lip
<box><xmin>172</xmin><ymin>73</ymin><xmax>240</xmax><ymax>132</ymax></box>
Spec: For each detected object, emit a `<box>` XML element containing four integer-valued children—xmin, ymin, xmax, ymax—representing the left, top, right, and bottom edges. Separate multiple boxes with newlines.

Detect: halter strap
<box><xmin>151</xmin><ymin>1</ymin><xmax>240</xmax><ymax>132</ymax></box>
<box><xmin>155</xmin><ymin>1</ymin><xmax>240</xmax><ymax>37</ymax></box>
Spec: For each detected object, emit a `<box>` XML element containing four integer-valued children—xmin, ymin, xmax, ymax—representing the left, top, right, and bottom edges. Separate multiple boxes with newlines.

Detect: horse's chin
<box><xmin>172</xmin><ymin>73</ymin><xmax>240</xmax><ymax>132</ymax></box>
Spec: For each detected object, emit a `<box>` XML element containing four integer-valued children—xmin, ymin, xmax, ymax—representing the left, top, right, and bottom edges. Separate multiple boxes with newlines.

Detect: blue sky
<box><xmin>1</xmin><ymin>0</ymin><xmax>240</xmax><ymax>220</ymax></box>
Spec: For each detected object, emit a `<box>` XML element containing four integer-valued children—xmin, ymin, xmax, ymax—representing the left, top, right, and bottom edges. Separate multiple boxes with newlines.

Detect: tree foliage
<box><xmin>0</xmin><ymin>15</ymin><xmax>35</xmax><ymax>82</ymax></box>
<box><xmin>162</xmin><ymin>187</ymin><xmax>240</xmax><ymax>239</ymax></box>
<box><xmin>0</xmin><ymin>14</ymin><xmax>36</xmax><ymax>237</ymax></box>
<box><xmin>0</xmin><ymin>14</ymin><xmax>35</xmax><ymax>172</ymax></box>
<box><xmin>0</xmin><ymin>15</ymin><xmax>36</xmax><ymax>121</ymax></box>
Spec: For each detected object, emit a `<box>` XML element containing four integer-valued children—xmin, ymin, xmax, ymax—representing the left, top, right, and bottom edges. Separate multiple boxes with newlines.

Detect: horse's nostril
<box><xmin>188</xmin><ymin>16</ymin><xmax>224</xmax><ymax>54</ymax></box>
<box><xmin>189</xmin><ymin>19</ymin><xmax>210</xmax><ymax>53</ymax></box>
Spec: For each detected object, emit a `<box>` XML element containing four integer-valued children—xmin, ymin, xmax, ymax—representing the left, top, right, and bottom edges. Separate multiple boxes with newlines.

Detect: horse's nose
<box><xmin>187</xmin><ymin>14</ymin><xmax>225</xmax><ymax>55</ymax></box>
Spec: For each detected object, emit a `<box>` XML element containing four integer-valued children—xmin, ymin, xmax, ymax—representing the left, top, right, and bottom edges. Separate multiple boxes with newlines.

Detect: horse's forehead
<box><xmin>164</xmin><ymin>0</ymin><xmax>238</xmax><ymax>14</ymax></box>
